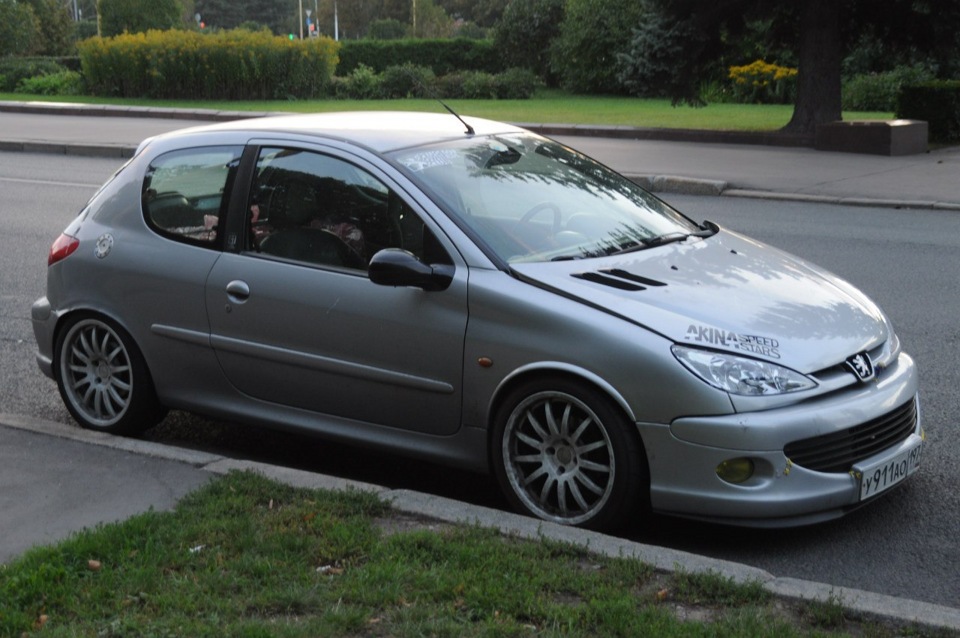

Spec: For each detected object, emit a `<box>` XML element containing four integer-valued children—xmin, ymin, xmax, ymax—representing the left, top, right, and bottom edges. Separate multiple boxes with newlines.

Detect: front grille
<box><xmin>784</xmin><ymin>399</ymin><xmax>917</xmax><ymax>473</ymax></box>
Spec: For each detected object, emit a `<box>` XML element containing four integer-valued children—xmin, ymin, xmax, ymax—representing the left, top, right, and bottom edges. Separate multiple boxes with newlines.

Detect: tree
<box><xmin>0</xmin><ymin>0</ymin><xmax>41</xmax><ymax>56</ymax></box>
<box><xmin>550</xmin><ymin>0</ymin><xmax>647</xmax><ymax>94</ymax></box>
<box><xmin>633</xmin><ymin>0</ymin><xmax>960</xmax><ymax>135</ymax></box>
<box><xmin>22</xmin><ymin>0</ymin><xmax>75</xmax><ymax>55</ymax></box>
<box><xmin>98</xmin><ymin>0</ymin><xmax>184</xmax><ymax>36</ymax></box>
<box><xmin>493</xmin><ymin>0</ymin><xmax>564</xmax><ymax>84</ymax></box>
<box><xmin>436</xmin><ymin>0</ymin><xmax>507</xmax><ymax>28</ymax></box>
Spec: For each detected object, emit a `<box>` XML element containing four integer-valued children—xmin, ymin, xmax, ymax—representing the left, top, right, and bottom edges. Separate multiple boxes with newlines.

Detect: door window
<box><xmin>248</xmin><ymin>147</ymin><xmax>449</xmax><ymax>270</ymax></box>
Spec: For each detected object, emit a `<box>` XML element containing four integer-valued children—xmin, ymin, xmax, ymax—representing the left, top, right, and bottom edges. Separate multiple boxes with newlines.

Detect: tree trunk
<box><xmin>783</xmin><ymin>0</ymin><xmax>842</xmax><ymax>136</ymax></box>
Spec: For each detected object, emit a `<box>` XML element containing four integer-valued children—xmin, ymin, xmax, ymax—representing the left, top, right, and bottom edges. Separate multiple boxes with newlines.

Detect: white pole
<box><xmin>334</xmin><ymin>0</ymin><xmax>339</xmax><ymax>41</ymax></box>
<box><xmin>298</xmin><ymin>0</ymin><xmax>304</xmax><ymax>39</ymax></box>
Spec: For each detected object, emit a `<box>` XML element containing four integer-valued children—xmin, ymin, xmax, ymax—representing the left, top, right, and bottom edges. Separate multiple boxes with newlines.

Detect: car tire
<box><xmin>55</xmin><ymin>314</ymin><xmax>166</xmax><ymax>435</ymax></box>
<box><xmin>492</xmin><ymin>376</ymin><xmax>648</xmax><ymax>532</ymax></box>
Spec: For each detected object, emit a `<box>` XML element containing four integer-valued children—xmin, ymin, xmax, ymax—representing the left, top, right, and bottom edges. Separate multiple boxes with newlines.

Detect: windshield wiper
<box><xmin>606</xmin><ymin>220</ymin><xmax>720</xmax><ymax>256</ymax></box>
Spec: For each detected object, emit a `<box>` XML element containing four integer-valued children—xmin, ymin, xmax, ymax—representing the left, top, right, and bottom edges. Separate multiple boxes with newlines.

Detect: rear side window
<box><xmin>142</xmin><ymin>146</ymin><xmax>242</xmax><ymax>247</ymax></box>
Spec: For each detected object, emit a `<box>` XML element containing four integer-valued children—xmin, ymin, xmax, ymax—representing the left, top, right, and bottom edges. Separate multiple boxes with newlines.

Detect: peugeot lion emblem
<box><xmin>845</xmin><ymin>352</ymin><xmax>875</xmax><ymax>383</ymax></box>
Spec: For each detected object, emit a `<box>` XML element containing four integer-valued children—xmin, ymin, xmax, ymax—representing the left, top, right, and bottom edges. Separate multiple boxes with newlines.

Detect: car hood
<box><xmin>510</xmin><ymin>229</ymin><xmax>888</xmax><ymax>373</ymax></box>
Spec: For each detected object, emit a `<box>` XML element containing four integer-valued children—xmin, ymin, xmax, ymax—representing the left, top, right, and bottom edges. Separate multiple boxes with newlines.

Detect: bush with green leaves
<box><xmin>78</xmin><ymin>29</ymin><xmax>340</xmax><ymax>99</ymax></box>
<box><xmin>897</xmin><ymin>80</ymin><xmax>960</xmax><ymax>142</ymax></box>
<box><xmin>380</xmin><ymin>64</ymin><xmax>437</xmax><ymax>98</ymax></box>
<box><xmin>15</xmin><ymin>70</ymin><xmax>84</xmax><ymax>96</ymax></box>
<box><xmin>334</xmin><ymin>64</ymin><xmax>383</xmax><ymax>99</ymax></box>
<box><xmin>549</xmin><ymin>0</ymin><xmax>647</xmax><ymax>94</ymax></box>
<box><xmin>494</xmin><ymin>67</ymin><xmax>543</xmax><ymax>99</ymax></box>
<box><xmin>0</xmin><ymin>58</ymin><xmax>67</xmax><ymax>92</ymax></box>
<box><xmin>842</xmin><ymin>63</ymin><xmax>936</xmax><ymax>111</ymax></box>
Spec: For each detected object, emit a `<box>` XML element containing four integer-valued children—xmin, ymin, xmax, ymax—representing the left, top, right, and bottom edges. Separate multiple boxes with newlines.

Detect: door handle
<box><xmin>225</xmin><ymin>280</ymin><xmax>250</xmax><ymax>302</ymax></box>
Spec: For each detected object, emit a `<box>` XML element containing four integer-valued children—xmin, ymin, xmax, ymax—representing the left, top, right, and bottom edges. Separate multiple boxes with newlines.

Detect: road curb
<box><xmin>2</xmin><ymin>414</ymin><xmax>957</xmax><ymax>633</ymax></box>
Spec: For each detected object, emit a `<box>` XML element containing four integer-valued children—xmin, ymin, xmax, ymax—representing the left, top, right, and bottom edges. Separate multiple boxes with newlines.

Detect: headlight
<box><xmin>672</xmin><ymin>345</ymin><xmax>817</xmax><ymax>396</ymax></box>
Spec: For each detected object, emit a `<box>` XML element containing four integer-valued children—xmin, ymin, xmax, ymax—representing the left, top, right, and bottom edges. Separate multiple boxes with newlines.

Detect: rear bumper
<box><xmin>31</xmin><ymin>296</ymin><xmax>55</xmax><ymax>379</ymax></box>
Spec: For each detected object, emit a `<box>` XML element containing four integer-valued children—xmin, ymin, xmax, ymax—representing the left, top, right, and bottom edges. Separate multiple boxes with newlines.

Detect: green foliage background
<box><xmin>79</xmin><ymin>29</ymin><xmax>340</xmax><ymax>99</ymax></box>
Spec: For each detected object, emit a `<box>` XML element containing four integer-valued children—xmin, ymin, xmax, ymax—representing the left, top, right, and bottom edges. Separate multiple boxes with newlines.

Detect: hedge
<box><xmin>337</xmin><ymin>38</ymin><xmax>503</xmax><ymax>76</ymax></box>
<box><xmin>897</xmin><ymin>80</ymin><xmax>960</xmax><ymax>142</ymax></box>
<box><xmin>78</xmin><ymin>29</ymin><xmax>340</xmax><ymax>100</ymax></box>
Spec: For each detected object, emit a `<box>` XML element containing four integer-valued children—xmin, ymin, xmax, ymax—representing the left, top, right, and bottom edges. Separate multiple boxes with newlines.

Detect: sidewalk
<box><xmin>2</xmin><ymin>100</ymin><xmax>959</xmax><ymax>210</ymax></box>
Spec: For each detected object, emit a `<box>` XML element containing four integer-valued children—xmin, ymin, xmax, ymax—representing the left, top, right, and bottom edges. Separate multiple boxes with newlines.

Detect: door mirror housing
<box><xmin>368</xmin><ymin>248</ymin><xmax>453</xmax><ymax>291</ymax></box>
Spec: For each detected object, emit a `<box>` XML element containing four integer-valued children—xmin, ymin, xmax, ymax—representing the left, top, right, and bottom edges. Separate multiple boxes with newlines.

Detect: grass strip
<box><xmin>0</xmin><ymin>471</ymin><xmax>942</xmax><ymax>637</ymax></box>
<box><xmin>0</xmin><ymin>91</ymin><xmax>893</xmax><ymax>131</ymax></box>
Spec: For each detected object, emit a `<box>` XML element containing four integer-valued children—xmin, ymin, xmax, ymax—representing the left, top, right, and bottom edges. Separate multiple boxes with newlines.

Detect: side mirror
<box><xmin>368</xmin><ymin>248</ymin><xmax>454</xmax><ymax>291</ymax></box>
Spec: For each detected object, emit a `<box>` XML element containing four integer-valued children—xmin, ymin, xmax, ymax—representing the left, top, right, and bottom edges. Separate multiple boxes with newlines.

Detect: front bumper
<box><xmin>640</xmin><ymin>353</ymin><xmax>921</xmax><ymax>527</ymax></box>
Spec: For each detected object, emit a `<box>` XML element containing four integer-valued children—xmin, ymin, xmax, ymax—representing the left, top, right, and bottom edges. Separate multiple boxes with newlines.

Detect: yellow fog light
<box><xmin>716</xmin><ymin>458</ymin><xmax>755</xmax><ymax>484</ymax></box>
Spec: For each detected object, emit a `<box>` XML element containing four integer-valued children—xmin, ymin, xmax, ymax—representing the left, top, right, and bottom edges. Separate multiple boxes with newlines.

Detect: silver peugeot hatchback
<box><xmin>32</xmin><ymin>112</ymin><xmax>922</xmax><ymax>532</ymax></box>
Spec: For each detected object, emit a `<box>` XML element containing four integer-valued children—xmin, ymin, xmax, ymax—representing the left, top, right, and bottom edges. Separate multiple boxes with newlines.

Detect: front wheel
<box><xmin>492</xmin><ymin>377</ymin><xmax>648</xmax><ymax>532</ymax></box>
<box><xmin>55</xmin><ymin>314</ymin><xmax>166</xmax><ymax>435</ymax></box>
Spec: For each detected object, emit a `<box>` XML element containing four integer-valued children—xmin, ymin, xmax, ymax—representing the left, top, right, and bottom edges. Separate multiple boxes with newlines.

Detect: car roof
<box><xmin>162</xmin><ymin>111</ymin><xmax>527</xmax><ymax>153</ymax></box>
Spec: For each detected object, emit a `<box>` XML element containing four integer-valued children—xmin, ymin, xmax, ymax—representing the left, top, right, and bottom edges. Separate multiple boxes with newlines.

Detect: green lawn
<box><xmin>0</xmin><ymin>472</ymin><xmax>938</xmax><ymax>637</ymax></box>
<box><xmin>0</xmin><ymin>90</ymin><xmax>893</xmax><ymax>131</ymax></box>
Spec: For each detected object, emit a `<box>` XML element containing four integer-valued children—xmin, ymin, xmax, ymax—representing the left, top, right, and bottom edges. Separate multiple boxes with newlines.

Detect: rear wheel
<box><xmin>492</xmin><ymin>377</ymin><xmax>648</xmax><ymax>532</ymax></box>
<box><xmin>55</xmin><ymin>314</ymin><xmax>165</xmax><ymax>435</ymax></box>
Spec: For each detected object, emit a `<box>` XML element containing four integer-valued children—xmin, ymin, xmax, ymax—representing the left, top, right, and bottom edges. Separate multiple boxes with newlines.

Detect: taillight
<box><xmin>48</xmin><ymin>234</ymin><xmax>80</xmax><ymax>266</ymax></box>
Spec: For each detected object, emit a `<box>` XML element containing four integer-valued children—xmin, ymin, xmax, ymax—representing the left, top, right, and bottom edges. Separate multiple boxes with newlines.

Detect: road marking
<box><xmin>0</xmin><ymin>176</ymin><xmax>100</xmax><ymax>188</ymax></box>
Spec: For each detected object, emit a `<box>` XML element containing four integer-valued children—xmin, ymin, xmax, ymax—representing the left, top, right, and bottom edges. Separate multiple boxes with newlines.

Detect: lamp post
<box><xmin>298</xmin><ymin>0</ymin><xmax>304</xmax><ymax>39</ymax></box>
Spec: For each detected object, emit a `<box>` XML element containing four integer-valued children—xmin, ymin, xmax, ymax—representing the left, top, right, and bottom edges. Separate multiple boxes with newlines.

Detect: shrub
<box><xmin>494</xmin><ymin>67</ymin><xmax>542</xmax><ymax>99</ymax></box>
<box><xmin>78</xmin><ymin>29</ymin><xmax>340</xmax><ymax>99</ymax></box>
<box><xmin>0</xmin><ymin>58</ymin><xmax>66</xmax><ymax>92</ymax></box>
<box><xmin>460</xmin><ymin>70</ymin><xmax>498</xmax><ymax>99</ymax></box>
<box><xmin>727</xmin><ymin>59</ymin><xmax>797</xmax><ymax>104</ymax></box>
<box><xmin>842</xmin><ymin>64</ymin><xmax>936</xmax><ymax>111</ymax></box>
<box><xmin>15</xmin><ymin>70</ymin><xmax>83</xmax><ymax>95</ymax></box>
<box><xmin>897</xmin><ymin>80</ymin><xmax>960</xmax><ymax>142</ymax></box>
<box><xmin>335</xmin><ymin>64</ymin><xmax>382</xmax><ymax>99</ymax></box>
<box><xmin>380</xmin><ymin>64</ymin><xmax>436</xmax><ymax>98</ymax></box>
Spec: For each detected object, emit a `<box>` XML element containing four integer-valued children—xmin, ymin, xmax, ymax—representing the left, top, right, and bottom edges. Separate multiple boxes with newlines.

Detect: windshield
<box><xmin>391</xmin><ymin>133</ymin><xmax>702</xmax><ymax>263</ymax></box>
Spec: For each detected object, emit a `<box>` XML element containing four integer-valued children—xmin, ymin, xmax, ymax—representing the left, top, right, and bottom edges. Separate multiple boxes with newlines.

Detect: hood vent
<box><xmin>572</xmin><ymin>269</ymin><xmax>668</xmax><ymax>292</ymax></box>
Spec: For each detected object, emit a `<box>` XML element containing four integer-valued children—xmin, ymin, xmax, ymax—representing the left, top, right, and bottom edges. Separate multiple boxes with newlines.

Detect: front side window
<box><xmin>391</xmin><ymin>134</ymin><xmax>702</xmax><ymax>263</ymax></box>
<box><xmin>142</xmin><ymin>146</ymin><xmax>242</xmax><ymax>247</ymax></box>
<box><xmin>248</xmin><ymin>147</ymin><xmax>450</xmax><ymax>270</ymax></box>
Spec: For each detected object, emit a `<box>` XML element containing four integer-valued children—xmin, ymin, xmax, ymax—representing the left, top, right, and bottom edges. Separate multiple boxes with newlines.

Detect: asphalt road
<box><xmin>2</xmin><ymin>152</ymin><xmax>957</xmax><ymax>609</ymax></box>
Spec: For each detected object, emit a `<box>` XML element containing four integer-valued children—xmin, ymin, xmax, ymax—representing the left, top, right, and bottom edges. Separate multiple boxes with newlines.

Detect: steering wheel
<box><xmin>519</xmin><ymin>202</ymin><xmax>562</xmax><ymax>235</ymax></box>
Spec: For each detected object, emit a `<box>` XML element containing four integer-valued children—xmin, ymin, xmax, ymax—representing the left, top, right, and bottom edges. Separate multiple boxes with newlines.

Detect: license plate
<box><xmin>857</xmin><ymin>439</ymin><xmax>922</xmax><ymax>500</ymax></box>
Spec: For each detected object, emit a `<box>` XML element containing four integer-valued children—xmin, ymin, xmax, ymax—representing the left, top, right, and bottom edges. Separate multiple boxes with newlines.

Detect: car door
<box><xmin>205</xmin><ymin>144</ymin><xmax>468</xmax><ymax>435</ymax></box>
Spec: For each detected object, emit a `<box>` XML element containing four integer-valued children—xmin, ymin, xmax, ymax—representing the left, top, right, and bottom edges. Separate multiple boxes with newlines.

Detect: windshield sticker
<box><xmin>685</xmin><ymin>324</ymin><xmax>781</xmax><ymax>359</ymax></box>
<box><xmin>398</xmin><ymin>149</ymin><xmax>460</xmax><ymax>172</ymax></box>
